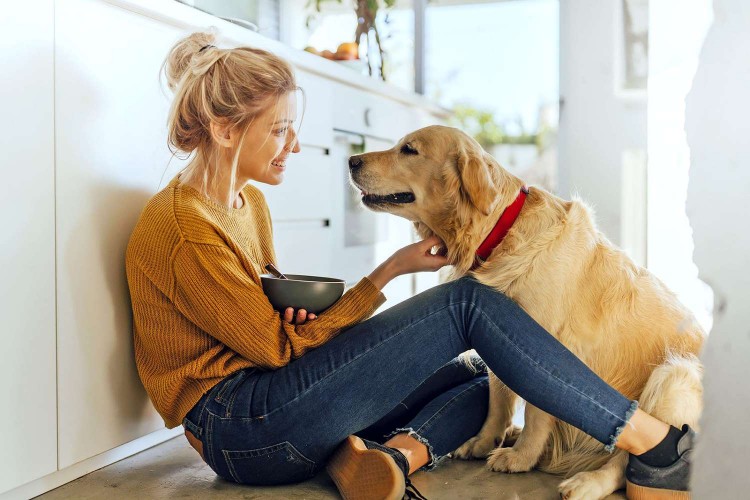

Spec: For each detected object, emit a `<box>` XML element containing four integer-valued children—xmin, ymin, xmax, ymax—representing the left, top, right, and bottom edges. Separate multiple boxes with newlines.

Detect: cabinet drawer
<box><xmin>330</xmin><ymin>81</ymin><xmax>410</xmax><ymax>141</ymax></box>
<box><xmin>256</xmin><ymin>147</ymin><xmax>333</xmax><ymax>222</ymax></box>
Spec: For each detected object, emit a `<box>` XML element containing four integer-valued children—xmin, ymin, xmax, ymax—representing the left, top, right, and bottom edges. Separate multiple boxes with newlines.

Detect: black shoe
<box><xmin>626</xmin><ymin>424</ymin><xmax>695</xmax><ymax>499</ymax></box>
<box><xmin>327</xmin><ymin>435</ymin><xmax>428</xmax><ymax>500</ymax></box>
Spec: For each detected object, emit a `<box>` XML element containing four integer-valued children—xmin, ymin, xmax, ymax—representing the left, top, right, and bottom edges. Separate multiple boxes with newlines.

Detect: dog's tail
<box><xmin>540</xmin><ymin>354</ymin><xmax>703</xmax><ymax>476</ymax></box>
<box><xmin>539</xmin><ymin>423</ymin><xmax>611</xmax><ymax>477</ymax></box>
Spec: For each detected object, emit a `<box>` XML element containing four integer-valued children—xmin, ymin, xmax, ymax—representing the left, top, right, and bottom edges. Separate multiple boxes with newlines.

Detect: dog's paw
<box><xmin>453</xmin><ymin>434</ymin><xmax>503</xmax><ymax>460</ymax></box>
<box><xmin>486</xmin><ymin>447</ymin><xmax>536</xmax><ymax>473</ymax></box>
<box><xmin>558</xmin><ymin>472</ymin><xmax>608</xmax><ymax>500</ymax></box>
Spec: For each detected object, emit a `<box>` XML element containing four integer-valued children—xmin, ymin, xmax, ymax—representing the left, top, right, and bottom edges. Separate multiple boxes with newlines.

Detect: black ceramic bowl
<box><xmin>260</xmin><ymin>273</ymin><xmax>346</xmax><ymax>315</ymax></box>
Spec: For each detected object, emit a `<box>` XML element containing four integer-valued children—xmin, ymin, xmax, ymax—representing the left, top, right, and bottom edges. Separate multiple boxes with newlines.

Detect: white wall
<box><xmin>684</xmin><ymin>0</ymin><xmax>750</xmax><ymax>496</ymax></box>
<box><xmin>559</xmin><ymin>0</ymin><xmax>647</xmax><ymax>245</ymax></box>
<box><xmin>647</xmin><ymin>2</ymin><xmax>713</xmax><ymax>331</ymax></box>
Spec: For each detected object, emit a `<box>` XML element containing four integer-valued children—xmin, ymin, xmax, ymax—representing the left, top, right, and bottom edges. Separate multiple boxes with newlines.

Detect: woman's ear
<box><xmin>209</xmin><ymin>120</ymin><xmax>235</xmax><ymax>148</ymax></box>
<box><xmin>456</xmin><ymin>143</ymin><xmax>497</xmax><ymax>216</ymax></box>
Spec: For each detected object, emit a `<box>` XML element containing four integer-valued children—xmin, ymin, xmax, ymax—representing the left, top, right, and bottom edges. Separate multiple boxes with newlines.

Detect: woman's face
<box><xmin>236</xmin><ymin>93</ymin><xmax>301</xmax><ymax>185</ymax></box>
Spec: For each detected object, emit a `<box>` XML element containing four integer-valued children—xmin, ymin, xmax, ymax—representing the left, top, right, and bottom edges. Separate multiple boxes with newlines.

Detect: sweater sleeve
<box><xmin>171</xmin><ymin>240</ymin><xmax>386</xmax><ymax>369</ymax></box>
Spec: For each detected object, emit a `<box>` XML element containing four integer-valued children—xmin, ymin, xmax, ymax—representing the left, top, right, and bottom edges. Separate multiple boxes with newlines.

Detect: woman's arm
<box><xmin>171</xmin><ymin>240</ymin><xmax>385</xmax><ymax>368</ymax></box>
<box><xmin>287</xmin><ymin>235</ymin><xmax>449</xmax><ymax>324</ymax></box>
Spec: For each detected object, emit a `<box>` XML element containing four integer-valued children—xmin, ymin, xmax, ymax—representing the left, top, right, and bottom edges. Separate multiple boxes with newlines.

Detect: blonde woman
<box><xmin>126</xmin><ymin>32</ymin><xmax>696</xmax><ymax>500</ymax></box>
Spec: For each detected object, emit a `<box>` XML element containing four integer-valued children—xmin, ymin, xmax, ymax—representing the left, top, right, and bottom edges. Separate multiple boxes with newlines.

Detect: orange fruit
<box><xmin>336</xmin><ymin>42</ymin><xmax>359</xmax><ymax>59</ymax></box>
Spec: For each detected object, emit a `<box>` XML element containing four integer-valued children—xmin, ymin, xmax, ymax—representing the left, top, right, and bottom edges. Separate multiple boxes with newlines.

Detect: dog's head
<box><xmin>349</xmin><ymin>125</ymin><xmax>524</xmax><ymax>271</ymax></box>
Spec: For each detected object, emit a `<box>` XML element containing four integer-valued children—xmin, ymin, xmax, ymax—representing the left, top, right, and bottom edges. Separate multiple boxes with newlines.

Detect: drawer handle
<box><xmin>364</xmin><ymin>108</ymin><xmax>372</xmax><ymax>127</ymax></box>
<box><xmin>273</xmin><ymin>219</ymin><xmax>331</xmax><ymax>229</ymax></box>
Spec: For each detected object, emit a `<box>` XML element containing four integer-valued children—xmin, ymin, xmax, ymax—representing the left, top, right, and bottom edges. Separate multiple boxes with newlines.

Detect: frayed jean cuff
<box><xmin>384</xmin><ymin>427</ymin><xmax>448</xmax><ymax>472</ymax></box>
<box><xmin>605</xmin><ymin>400</ymin><xmax>639</xmax><ymax>453</ymax></box>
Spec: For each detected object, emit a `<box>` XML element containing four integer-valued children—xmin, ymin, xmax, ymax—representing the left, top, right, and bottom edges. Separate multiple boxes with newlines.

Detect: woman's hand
<box><xmin>368</xmin><ymin>235</ymin><xmax>449</xmax><ymax>290</ymax></box>
<box><xmin>284</xmin><ymin>307</ymin><xmax>316</xmax><ymax>325</ymax></box>
<box><xmin>391</xmin><ymin>235</ymin><xmax>449</xmax><ymax>274</ymax></box>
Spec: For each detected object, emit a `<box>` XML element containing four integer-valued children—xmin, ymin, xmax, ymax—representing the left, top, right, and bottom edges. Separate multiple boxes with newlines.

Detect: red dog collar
<box><xmin>473</xmin><ymin>186</ymin><xmax>529</xmax><ymax>268</ymax></box>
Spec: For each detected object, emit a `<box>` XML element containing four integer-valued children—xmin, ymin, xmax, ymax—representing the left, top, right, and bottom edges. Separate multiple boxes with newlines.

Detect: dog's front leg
<box><xmin>453</xmin><ymin>371</ymin><xmax>518</xmax><ymax>459</ymax></box>
<box><xmin>487</xmin><ymin>403</ymin><xmax>554</xmax><ymax>473</ymax></box>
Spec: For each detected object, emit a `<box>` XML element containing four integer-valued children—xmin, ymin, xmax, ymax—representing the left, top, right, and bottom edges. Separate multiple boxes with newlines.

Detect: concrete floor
<box><xmin>37</xmin><ymin>436</ymin><xmax>627</xmax><ymax>499</ymax></box>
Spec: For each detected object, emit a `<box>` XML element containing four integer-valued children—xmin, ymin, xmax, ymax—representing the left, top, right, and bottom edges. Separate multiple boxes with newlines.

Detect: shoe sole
<box><xmin>626</xmin><ymin>480</ymin><xmax>691</xmax><ymax>499</ymax></box>
<box><xmin>326</xmin><ymin>435</ymin><xmax>405</xmax><ymax>500</ymax></box>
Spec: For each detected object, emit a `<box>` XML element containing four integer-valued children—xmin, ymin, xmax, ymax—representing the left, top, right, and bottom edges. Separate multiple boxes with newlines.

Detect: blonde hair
<box><xmin>161</xmin><ymin>31</ymin><xmax>303</xmax><ymax>203</ymax></box>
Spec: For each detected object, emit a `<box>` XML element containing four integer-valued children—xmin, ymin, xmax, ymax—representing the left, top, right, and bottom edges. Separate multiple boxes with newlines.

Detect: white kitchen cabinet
<box><xmin>329</xmin><ymin>80</ymin><xmax>414</xmax><ymax>141</ymax></box>
<box><xmin>256</xmin><ymin>146</ymin><xmax>334</xmax><ymax>223</ymax></box>
<box><xmin>255</xmin><ymin>145</ymin><xmax>335</xmax><ymax>277</ymax></box>
<box><xmin>0</xmin><ymin>1</ymin><xmax>58</xmax><ymax>495</ymax></box>
<box><xmin>54</xmin><ymin>0</ymin><xmax>189</xmax><ymax>469</ymax></box>
<box><xmin>272</xmin><ymin>221</ymin><xmax>335</xmax><ymax>278</ymax></box>
<box><xmin>294</xmin><ymin>70</ymin><xmax>334</xmax><ymax>149</ymax></box>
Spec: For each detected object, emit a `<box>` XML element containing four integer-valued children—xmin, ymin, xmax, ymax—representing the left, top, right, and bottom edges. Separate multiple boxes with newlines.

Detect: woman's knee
<box><xmin>451</xmin><ymin>276</ymin><xmax>517</xmax><ymax>311</ymax></box>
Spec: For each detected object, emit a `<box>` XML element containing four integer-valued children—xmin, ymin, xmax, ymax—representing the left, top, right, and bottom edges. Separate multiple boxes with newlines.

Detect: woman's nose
<box><xmin>287</xmin><ymin>129</ymin><xmax>301</xmax><ymax>153</ymax></box>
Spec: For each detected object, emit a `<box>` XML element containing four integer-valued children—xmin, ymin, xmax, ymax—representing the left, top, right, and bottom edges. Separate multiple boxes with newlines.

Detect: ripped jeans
<box><xmin>182</xmin><ymin>277</ymin><xmax>636</xmax><ymax>486</ymax></box>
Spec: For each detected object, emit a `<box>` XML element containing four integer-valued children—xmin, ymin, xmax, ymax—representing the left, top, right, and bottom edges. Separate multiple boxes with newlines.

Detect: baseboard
<box><xmin>2</xmin><ymin>426</ymin><xmax>183</xmax><ymax>500</ymax></box>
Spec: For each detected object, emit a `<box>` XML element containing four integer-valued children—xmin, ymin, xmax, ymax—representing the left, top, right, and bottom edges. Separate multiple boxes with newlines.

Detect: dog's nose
<box><xmin>349</xmin><ymin>156</ymin><xmax>363</xmax><ymax>171</ymax></box>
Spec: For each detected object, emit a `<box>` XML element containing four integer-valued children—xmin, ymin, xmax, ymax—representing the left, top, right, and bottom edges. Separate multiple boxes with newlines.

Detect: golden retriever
<box><xmin>348</xmin><ymin>125</ymin><xmax>705</xmax><ymax>500</ymax></box>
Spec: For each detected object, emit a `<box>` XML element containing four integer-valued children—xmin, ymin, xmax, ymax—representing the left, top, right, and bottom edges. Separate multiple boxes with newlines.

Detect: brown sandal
<box><xmin>327</xmin><ymin>435</ymin><xmax>428</xmax><ymax>500</ymax></box>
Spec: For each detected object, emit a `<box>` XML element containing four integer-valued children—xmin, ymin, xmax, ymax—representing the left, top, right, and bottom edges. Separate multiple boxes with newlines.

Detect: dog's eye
<box><xmin>400</xmin><ymin>143</ymin><xmax>419</xmax><ymax>155</ymax></box>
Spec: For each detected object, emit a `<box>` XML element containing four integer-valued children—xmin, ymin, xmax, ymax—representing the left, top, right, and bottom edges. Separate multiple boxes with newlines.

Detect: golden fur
<box><xmin>350</xmin><ymin>125</ymin><xmax>705</xmax><ymax>500</ymax></box>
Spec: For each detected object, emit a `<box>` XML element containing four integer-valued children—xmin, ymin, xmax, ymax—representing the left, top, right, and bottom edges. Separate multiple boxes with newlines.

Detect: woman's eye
<box><xmin>401</xmin><ymin>143</ymin><xmax>418</xmax><ymax>155</ymax></box>
<box><xmin>274</xmin><ymin>128</ymin><xmax>288</xmax><ymax>136</ymax></box>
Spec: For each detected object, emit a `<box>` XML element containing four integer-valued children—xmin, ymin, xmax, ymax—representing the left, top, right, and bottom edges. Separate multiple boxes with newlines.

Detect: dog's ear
<box><xmin>456</xmin><ymin>145</ymin><xmax>497</xmax><ymax>216</ymax></box>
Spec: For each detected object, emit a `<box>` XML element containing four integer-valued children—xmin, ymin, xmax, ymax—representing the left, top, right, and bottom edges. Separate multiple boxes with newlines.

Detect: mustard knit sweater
<box><xmin>125</xmin><ymin>176</ymin><xmax>386</xmax><ymax>428</ymax></box>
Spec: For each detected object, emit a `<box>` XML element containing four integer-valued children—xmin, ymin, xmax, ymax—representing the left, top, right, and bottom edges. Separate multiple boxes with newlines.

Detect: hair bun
<box><xmin>163</xmin><ymin>31</ymin><xmax>217</xmax><ymax>92</ymax></box>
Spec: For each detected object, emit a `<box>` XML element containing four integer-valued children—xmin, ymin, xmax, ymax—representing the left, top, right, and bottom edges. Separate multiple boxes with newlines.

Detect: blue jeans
<box><xmin>182</xmin><ymin>277</ymin><xmax>637</xmax><ymax>486</ymax></box>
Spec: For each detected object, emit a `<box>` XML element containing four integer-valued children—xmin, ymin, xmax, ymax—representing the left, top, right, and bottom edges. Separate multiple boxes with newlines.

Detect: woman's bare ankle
<box><xmin>616</xmin><ymin>409</ymin><xmax>671</xmax><ymax>455</ymax></box>
<box><xmin>384</xmin><ymin>433</ymin><xmax>429</xmax><ymax>474</ymax></box>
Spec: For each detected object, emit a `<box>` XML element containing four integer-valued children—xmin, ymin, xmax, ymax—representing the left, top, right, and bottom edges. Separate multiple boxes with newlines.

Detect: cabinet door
<box><xmin>0</xmin><ymin>0</ymin><xmax>57</xmax><ymax>494</ymax></box>
<box><xmin>54</xmin><ymin>0</ymin><xmax>188</xmax><ymax>468</ymax></box>
<box><xmin>294</xmin><ymin>70</ymin><xmax>333</xmax><ymax>149</ymax></box>
<box><xmin>273</xmin><ymin>221</ymin><xmax>334</xmax><ymax>278</ymax></box>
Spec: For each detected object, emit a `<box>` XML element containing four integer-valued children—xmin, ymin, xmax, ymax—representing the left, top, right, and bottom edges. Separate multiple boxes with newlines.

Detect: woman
<box><xmin>126</xmin><ymin>32</ymin><xmax>695</xmax><ymax>500</ymax></box>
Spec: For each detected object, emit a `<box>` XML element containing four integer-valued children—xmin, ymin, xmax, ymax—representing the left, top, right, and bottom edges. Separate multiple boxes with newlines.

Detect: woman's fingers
<box><xmin>420</xmin><ymin>234</ymin><xmax>442</xmax><ymax>249</ymax></box>
<box><xmin>420</xmin><ymin>235</ymin><xmax>447</xmax><ymax>256</ymax></box>
<box><xmin>420</xmin><ymin>236</ymin><xmax>449</xmax><ymax>267</ymax></box>
<box><xmin>283</xmin><ymin>308</ymin><xmax>316</xmax><ymax>324</ymax></box>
